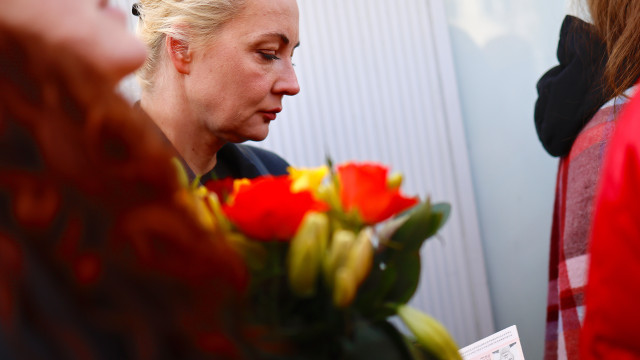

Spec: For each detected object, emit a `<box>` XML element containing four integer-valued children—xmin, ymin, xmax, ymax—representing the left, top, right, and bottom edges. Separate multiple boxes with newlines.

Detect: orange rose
<box><xmin>337</xmin><ymin>162</ymin><xmax>418</xmax><ymax>224</ymax></box>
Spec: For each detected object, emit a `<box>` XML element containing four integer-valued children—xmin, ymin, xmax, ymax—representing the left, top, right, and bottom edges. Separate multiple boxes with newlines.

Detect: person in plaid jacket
<box><xmin>535</xmin><ymin>1</ymin><xmax>640</xmax><ymax>357</ymax></box>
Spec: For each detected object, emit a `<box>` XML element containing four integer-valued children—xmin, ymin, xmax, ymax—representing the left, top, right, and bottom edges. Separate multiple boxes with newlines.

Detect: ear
<box><xmin>166</xmin><ymin>35</ymin><xmax>192</xmax><ymax>74</ymax></box>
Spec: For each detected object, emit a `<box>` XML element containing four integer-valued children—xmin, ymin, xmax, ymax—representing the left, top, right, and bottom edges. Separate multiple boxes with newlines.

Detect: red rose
<box><xmin>204</xmin><ymin>177</ymin><xmax>236</xmax><ymax>202</ymax></box>
<box><xmin>337</xmin><ymin>163</ymin><xmax>418</xmax><ymax>224</ymax></box>
<box><xmin>222</xmin><ymin>176</ymin><xmax>328</xmax><ymax>241</ymax></box>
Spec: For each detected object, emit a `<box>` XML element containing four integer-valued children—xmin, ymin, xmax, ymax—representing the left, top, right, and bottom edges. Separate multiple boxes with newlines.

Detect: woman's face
<box><xmin>2</xmin><ymin>0</ymin><xmax>147</xmax><ymax>82</ymax></box>
<box><xmin>185</xmin><ymin>0</ymin><xmax>301</xmax><ymax>143</ymax></box>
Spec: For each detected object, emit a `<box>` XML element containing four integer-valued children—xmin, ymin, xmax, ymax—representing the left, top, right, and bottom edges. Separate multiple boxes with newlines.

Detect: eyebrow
<box><xmin>261</xmin><ymin>32</ymin><xmax>301</xmax><ymax>48</ymax></box>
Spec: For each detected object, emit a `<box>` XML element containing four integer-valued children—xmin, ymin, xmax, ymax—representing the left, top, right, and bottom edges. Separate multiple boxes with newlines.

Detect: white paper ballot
<box><xmin>459</xmin><ymin>325</ymin><xmax>525</xmax><ymax>360</ymax></box>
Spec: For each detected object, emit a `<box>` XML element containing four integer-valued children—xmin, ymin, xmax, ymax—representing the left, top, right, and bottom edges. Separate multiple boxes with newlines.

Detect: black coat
<box><xmin>199</xmin><ymin>142</ymin><xmax>289</xmax><ymax>182</ymax></box>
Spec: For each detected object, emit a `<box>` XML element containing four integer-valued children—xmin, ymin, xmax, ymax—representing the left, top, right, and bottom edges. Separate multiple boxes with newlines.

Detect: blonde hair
<box><xmin>135</xmin><ymin>0</ymin><xmax>247</xmax><ymax>90</ymax></box>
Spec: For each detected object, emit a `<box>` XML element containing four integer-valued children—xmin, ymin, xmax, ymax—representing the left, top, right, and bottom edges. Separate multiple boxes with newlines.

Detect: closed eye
<box><xmin>259</xmin><ymin>52</ymin><xmax>280</xmax><ymax>61</ymax></box>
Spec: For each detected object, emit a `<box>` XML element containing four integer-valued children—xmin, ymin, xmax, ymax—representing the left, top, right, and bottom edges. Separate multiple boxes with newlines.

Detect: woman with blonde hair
<box><xmin>134</xmin><ymin>0</ymin><xmax>301</xmax><ymax>182</ymax></box>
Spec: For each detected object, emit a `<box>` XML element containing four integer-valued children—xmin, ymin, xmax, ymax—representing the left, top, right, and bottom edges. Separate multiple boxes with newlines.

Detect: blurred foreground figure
<box><xmin>1</xmin><ymin>0</ymin><xmax>147</xmax><ymax>86</ymax></box>
<box><xmin>0</xmin><ymin>19</ymin><xmax>249</xmax><ymax>360</ymax></box>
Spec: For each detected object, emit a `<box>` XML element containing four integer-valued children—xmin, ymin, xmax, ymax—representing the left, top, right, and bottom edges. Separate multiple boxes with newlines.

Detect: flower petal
<box><xmin>337</xmin><ymin>162</ymin><xmax>418</xmax><ymax>224</ymax></box>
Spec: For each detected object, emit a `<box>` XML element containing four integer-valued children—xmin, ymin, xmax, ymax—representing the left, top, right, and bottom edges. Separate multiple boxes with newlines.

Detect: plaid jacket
<box><xmin>545</xmin><ymin>95</ymin><xmax>628</xmax><ymax>360</ymax></box>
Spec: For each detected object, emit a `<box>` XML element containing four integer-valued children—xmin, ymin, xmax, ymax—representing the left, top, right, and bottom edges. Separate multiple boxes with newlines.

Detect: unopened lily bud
<box><xmin>182</xmin><ymin>186</ymin><xmax>216</xmax><ymax>231</ymax></box>
<box><xmin>194</xmin><ymin>185</ymin><xmax>209</xmax><ymax>198</ymax></box>
<box><xmin>323</xmin><ymin>229</ymin><xmax>356</xmax><ymax>287</ymax></box>
<box><xmin>333</xmin><ymin>267</ymin><xmax>357</xmax><ymax>308</ymax></box>
<box><xmin>397</xmin><ymin>305</ymin><xmax>462</xmax><ymax>360</ymax></box>
<box><xmin>345</xmin><ymin>227</ymin><xmax>374</xmax><ymax>285</ymax></box>
<box><xmin>287</xmin><ymin>236</ymin><xmax>319</xmax><ymax>297</ymax></box>
<box><xmin>205</xmin><ymin>193</ymin><xmax>231</xmax><ymax>231</ymax></box>
<box><xmin>194</xmin><ymin>197</ymin><xmax>216</xmax><ymax>230</ymax></box>
<box><xmin>317</xmin><ymin>183</ymin><xmax>342</xmax><ymax>211</ymax></box>
<box><xmin>171</xmin><ymin>157</ymin><xmax>190</xmax><ymax>188</ymax></box>
<box><xmin>387</xmin><ymin>172</ymin><xmax>403</xmax><ymax>189</ymax></box>
<box><xmin>287</xmin><ymin>212</ymin><xmax>330</xmax><ymax>297</ymax></box>
<box><xmin>228</xmin><ymin>233</ymin><xmax>267</xmax><ymax>270</ymax></box>
<box><xmin>307</xmin><ymin>212</ymin><xmax>330</xmax><ymax>256</ymax></box>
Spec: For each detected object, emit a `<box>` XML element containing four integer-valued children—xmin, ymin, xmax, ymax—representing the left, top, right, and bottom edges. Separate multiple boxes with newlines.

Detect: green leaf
<box><xmin>354</xmin><ymin>253</ymin><xmax>398</xmax><ymax>316</ymax></box>
<box><xmin>342</xmin><ymin>319</ymin><xmax>415</xmax><ymax>360</ymax></box>
<box><xmin>430</xmin><ymin>203</ymin><xmax>451</xmax><ymax>228</ymax></box>
<box><xmin>390</xmin><ymin>201</ymin><xmax>451</xmax><ymax>254</ymax></box>
<box><xmin>383</xmin><ymin>251</ymin><xmax>421</xmax><ymax>304</ymax></box>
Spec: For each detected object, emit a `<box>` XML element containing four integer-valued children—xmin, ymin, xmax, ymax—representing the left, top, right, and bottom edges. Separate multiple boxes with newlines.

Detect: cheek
<box><xmin>242</xmin><ymin>73</ymin><xmax>274</xmax><ymax>101</ymax></box>
<box><xmin>228</xmin><ymin>57</ymin><xmax>274</xmax><ymax>97</ymax></box>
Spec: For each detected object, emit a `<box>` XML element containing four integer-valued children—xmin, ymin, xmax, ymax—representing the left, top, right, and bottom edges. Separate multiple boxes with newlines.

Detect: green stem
<box><xmin>382</xmin><ymin>302</ymin><xmax>400</xmax><ymax>314</ymax></box>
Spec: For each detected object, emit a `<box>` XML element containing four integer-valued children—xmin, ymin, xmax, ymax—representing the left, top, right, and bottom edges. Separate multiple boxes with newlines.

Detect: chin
<box><xmin>246</xmin><ymin>134</ymin><xmax>268</xmax><ymax>142</ymax></box>
<box><xmin>229</xmin><ymin>131</ymin><xmax>269</xmax><ymax>143</ymax></box>
<box><xmin>245</xmin><ymin>126</ymin><xmax>270</xmax><ymax>142</ymax></box>
<box><xmin>223</xmin><ymin>122</ymin><xmax>270</xmax><ymax>143</ymax></box>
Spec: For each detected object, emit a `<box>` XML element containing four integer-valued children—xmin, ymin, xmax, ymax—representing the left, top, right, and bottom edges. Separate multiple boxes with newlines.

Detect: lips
<box><xmin>259</xmin><ymin>108</ymin><xmax>282</xmax><ymax>121</ymax></box>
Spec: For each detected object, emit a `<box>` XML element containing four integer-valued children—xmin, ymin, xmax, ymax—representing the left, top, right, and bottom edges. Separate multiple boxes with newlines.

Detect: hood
<box><xmin>534</xmin><ymin>15</ymin><xmax>608</xmax><ymax>157</ymax></box>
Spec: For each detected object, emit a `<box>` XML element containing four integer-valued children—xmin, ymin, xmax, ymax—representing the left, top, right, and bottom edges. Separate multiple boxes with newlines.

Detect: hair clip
<box><xmin>132</xmin><ymin>3</ymin><xmax>141</xmax><ymax>17</ymax></box>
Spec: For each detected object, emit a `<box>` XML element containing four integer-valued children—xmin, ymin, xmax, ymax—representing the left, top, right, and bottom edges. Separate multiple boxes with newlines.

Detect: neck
<box><xmin>140</xmin><ymin>70</ymin><xmax>225</xmax><ymax>176</ymax></box>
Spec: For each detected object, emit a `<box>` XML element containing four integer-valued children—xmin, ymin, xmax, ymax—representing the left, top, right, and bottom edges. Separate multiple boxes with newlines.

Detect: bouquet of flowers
<box><xmin>184</xmin><ymin>160</ymin><xmax>461</xmax><ymax>359</ymax></box>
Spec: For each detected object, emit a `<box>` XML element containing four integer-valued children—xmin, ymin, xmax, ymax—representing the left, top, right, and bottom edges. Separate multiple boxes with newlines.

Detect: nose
<box><xmin>273</xmin><ymin>60</ymin><xmax>300</xmax><ymax>96</ymax></box>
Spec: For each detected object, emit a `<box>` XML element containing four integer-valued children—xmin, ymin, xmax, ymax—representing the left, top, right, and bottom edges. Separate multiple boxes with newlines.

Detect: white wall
<box><xmin>442</xmin><ymin>0</ymin><xmax>571</xmax><ymax>359</ymax></box>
